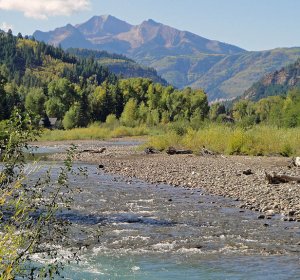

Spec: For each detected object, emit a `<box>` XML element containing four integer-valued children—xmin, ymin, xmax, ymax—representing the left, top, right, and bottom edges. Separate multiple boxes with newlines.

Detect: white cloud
<box><xmin>0</xmin><ymin>21</ymin><xmax>13</xmax><ymax>31</ymax></box>
<box><xmin>0</xmin><ymin>0</ymin><xmax>91</xmax><ymax>19</ymax></box>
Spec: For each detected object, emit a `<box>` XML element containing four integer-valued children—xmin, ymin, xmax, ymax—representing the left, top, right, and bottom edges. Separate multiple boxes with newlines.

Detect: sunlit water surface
<box><xmin>27</xmin><ymin>151</ymin><xmax>300</xmax><ymax>279</ymax></box>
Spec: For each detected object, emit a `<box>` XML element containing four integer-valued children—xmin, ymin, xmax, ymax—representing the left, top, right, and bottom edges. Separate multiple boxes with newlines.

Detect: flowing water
<box><xmin>30</xmin><ymin>162</ymin><xmax>299</xmax><ymax>280</ymax></box>
<box><xmin>27</xmin><ymin>145</ymin><xmax>300</xmax><ymax>279</ymax></box>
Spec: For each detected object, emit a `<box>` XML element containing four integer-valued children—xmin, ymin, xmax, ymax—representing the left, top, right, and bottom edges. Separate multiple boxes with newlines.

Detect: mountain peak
<box><xmin>145</xmin><ymin>19</ymin><xmax>160</xmax><ymax>25</ymax></box>
<box><xmin>65</xmin><ymin>23</ymin><xmax>75</xmax><ymax>30</ymax></box>
<box><xmin>76</xmin><ymin>15</ymin><xmax>132</xmax><ymax>37</ymax></box>
<box><xmin>34</xmin><ymin>15</ymin><xmax>244</xmax><ymax>55</ymax></box>
<box><xmin>100</xmin><ymin>14</ymin><xmax>111</xmax><ymax>21</ymax></box>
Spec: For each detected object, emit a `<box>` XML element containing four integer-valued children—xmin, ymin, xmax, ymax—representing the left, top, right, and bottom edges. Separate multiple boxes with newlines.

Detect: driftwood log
<box><xmin>243</xmin><ymin>169</ymin><xmax>254</xmax><ymax>175</ymax></box>
<box><xmin>144</xmin><ymin>147</ymin><xmax>160</xmax><ymax>154</ymax></box>
<box><xmin>200</xmin><ymin>146</ymin><xmax>216</xmax><ymax>156</ymax></box>
<box><xmin>265</xmin><ymin>172</ymin><xmax>300</xmax><ymax>184</ymax></box>
<box><xmin>78</xmin><ymin>147</ymin><xmax>106</xmax><ymax>154</ymax></box>
<box><xmin>166</xmin><ymin>146</ymin><xmax>193</xmax><ymax>155</ymax></box>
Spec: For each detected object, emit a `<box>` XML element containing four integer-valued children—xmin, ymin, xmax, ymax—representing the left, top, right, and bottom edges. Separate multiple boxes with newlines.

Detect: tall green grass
<box><xmin>147</xmin><ymin>124</ymin><xmax>300</xmax><ymax>156</ymax></box>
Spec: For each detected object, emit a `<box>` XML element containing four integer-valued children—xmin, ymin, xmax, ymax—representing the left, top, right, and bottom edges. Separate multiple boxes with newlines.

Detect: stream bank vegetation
<box><xmin>0</xmin><ymin>31</ymin><xmax>300</xmax><ymax>157</ymax></box>
<box><xmin>146</xmin><ymin>124</ymin><xmax>300</xmax><ymax>157</ymax></box>
<box><xmin>0</xmin><ymin>111</ymin><xmax>84</xmax><ymax>279</ymax></box>
<box><xmin>39</xmin><ymin>86</ymin><xmax>300</xmax><ymax>157</ymax></box>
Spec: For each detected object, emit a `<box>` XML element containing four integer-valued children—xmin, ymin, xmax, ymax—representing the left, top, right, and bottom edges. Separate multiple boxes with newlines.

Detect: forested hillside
<box><xmin>242</xmin><ymin>58</ymin><xmax>300</xmax><ymax>101</ymax></box>
<box><xmin>230</xmin><ymin>88</ymin><xmax>300</xmax><ymax>128</ymax></box>
<box><xmin>229</xmin><ymin>59</ymin><xmax>300</xmax><ymax>128</ymax></box>
<box><xmin>67</xmin><ymin>48</ymin><xmax>167</xmax><ymax>85</ymax></box>
<box><xmin>0</xmin><ymin>30</ymin><xmax>209</xmax><ymax>129</ymax></box>
<box><xmin>33</xmin><ymin>15</ymin><xmax>300</xmax><ymax>101</ymax></box>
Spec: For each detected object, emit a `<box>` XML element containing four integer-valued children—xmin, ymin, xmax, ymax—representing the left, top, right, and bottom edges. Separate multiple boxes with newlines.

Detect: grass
<box><xmin>39</xmin><ymin>125</ymin><xmax>150</xmax><ymax>141</ymax></box>
<box><xmin>39</xmin><ymin>122</ymin><xmax>300</xmax><ymax>157</ymax></box>
<box><xmin>146</xmin><ymin>124</ymin><xmax>300</xmax><ymax>157</ymax></box>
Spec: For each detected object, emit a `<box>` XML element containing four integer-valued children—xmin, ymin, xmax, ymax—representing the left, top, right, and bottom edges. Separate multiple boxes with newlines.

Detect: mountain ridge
<box><xmin>33</xmin><ymin>15</ymin><xmax>300</xmax><ymax>100</ymax></box>
<box><xmin>241</xmin><ymin>58</ymin><xmax>300</xmax><ymax>101</ymax></box>
<box><xmin>34</xmin><ymin>15</ymin><xmax>244</xmax><ymax>55</ymax></box>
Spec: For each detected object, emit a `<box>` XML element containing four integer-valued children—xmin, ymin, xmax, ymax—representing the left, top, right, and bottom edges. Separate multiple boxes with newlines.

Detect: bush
<box><xmin>105</xmin><ymin>114</ymin><xmax>119</xmax><ymax>129</ymax></box>
<box><xmin>227</xmin><ymin>129</ymin><xmax>246</xmax><ymax>155</ymax></box>
<box><xmin>0</xmin><ymin>111</ymin><xmax>79</xmax><ymax>278</ymax></box>
<box><xmin>168</xmin><ymin>121</ymin><xmax>189</xmax><ymax>136</ymax></box>
<box><xmin>146</xmin><ymin>132</ymin><xmax>181</xmax><ymax>151</ymax></box>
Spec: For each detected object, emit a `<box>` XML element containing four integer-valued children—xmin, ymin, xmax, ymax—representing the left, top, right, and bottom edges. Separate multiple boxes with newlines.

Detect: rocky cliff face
<box><xmin>242</xmin><ymin>59</ymin><xmax>300</xmax><ymax>100</ymax></box>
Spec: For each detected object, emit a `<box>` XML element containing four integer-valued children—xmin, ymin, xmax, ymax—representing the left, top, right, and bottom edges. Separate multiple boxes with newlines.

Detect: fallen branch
<box><xmin>166</xmin><ymin>146</ymin><xmax>193</xmax><ymax>155</ymax></box>
<box><xmin>265</xmin><ymin>172</ymin><xmax>300</xmax><ymax>184</ymax></box>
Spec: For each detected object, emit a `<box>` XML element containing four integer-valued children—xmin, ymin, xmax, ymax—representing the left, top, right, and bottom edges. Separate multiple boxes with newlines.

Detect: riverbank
<box><xmin>36</xmin><ymin>139</ymin><xmax>300</xmax><ymax>222</ymax></box>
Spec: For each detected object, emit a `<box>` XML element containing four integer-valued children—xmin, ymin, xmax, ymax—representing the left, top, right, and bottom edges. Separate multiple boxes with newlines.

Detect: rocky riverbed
<box><xmin>38</xmin><ymin>139</ymin><xmax>300</xmax><ymax>222</ymax></box>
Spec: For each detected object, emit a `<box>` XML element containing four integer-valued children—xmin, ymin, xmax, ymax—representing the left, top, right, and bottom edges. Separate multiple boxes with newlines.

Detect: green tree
<box><xmin>77</xmin><ymin>90</ymin><xmax>90</xmax><ymax>127</ymax></box>
<box><xmin>190</xmin><ymin>89</ymin><xmax>209</xmax><ymax>120</ymax></box>
<box><xmin>120</xmin><ymin>98</ymin><xmax>138</xmax><ymax>127</ymax></box>
<box><xmin>105</xmin><ymin>114</ymin><xmax>119</xmax><ymax>128</ymax></box>
<box><xmin>209</xmin><ymin>102</ymin><xmax>226</xmax><ymax>121</ymax></box>
<box><xmin>146</xmin><ymin>109</ymin><xmax>160</xmax><ymax>126</ymax></box>
<box><xmin>45</xmin><ymin>97</ymin><xmax>66</xmax><ymax>120</ymax></box>
<box><xmin>45</xmin><ymin>78</ymin><xmax>77</xmax><ymax>119</ymax></box>
<box><xmin>89</xmin><ymin>83</ymin><xmax>115</xmax><ymax>122</ymax></box>
<box><xmin>232</xmin><ymin>100</ymin><xmax>255</xmax><ymax>121</ymax></box>
<box><xmin>0</xmin><ymin>74</ymin><xmax>8</xmax><ymax>120</ymax></box>
<box><xmin>268</xmin><ymin>96</ymin><xmax>285</xmax><ymax>127</ymax></box>
<box><xmin>137</xmin><ymin>102</ymin><xmax>148</xmax><ymax>124</ymax></box>
<box><xmin>62</xmin><ymin>103</ymin><xmax>80</xmax><ymax>129</ymax></box>
<box><xmin>25</xmin><ymin>87</ymin><xmax>46</xmax><ymax>117</ymax></box>
<box><xmin>283</xmin><ymin>89</ymin><xmax>300</xmax><ymax>127</ymax></box>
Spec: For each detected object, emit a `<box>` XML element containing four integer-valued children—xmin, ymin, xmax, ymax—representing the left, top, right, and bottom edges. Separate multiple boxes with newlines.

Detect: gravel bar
<box><xmin>45</xmin><ymin>140</ymin><xmax>300</xmax><ymax>222</ymax></box>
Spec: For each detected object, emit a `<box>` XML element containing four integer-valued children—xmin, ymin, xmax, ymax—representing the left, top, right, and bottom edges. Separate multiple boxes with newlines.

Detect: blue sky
<box><xmin>0</xmin><ymin>0</ymin><xmax>299</xmax><ymax>51</ymax></box>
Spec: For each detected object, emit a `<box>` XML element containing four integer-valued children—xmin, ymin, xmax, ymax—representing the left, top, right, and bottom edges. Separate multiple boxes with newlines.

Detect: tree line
<box><xmin>231</xmin><ymin>88</ymin><xmax>300</xmax><ymax>128</ymax></box>
<box><xmin>0</xmin><ymin>30</ymin><xmax>299</xmax><ymax>130</ymax></box>
<box><xmin>0</xmin><ymin>31</ymin><xmax>209</xmax><ymax>129</ymax></box>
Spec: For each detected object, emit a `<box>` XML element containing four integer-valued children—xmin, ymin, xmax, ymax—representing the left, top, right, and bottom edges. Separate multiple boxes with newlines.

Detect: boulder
<box><xmin>294</xmin><ymin>157</ymin><xmax>300</xmax><ymax>167</ymax></box>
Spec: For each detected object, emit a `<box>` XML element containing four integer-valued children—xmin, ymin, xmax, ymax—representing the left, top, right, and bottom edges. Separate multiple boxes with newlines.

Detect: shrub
<box><xmin>105</xmin><ymin>114</ymin><xmax>119</xmax><ymax>128</ymax></box>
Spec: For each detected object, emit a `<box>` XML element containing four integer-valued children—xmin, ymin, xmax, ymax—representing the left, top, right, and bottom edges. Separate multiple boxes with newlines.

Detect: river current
<box><xmin>28</xmin><ymin>145</ymin><xmax>300</xmax><ymax>279</ymax></box>
<box><xmin>29</xmin><ymin>161</ymin><xmax>300</xmax><ymax>279</ymax></box>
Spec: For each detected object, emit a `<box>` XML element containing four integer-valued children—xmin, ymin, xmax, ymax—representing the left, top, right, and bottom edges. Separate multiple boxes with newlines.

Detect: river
<box><xmin>28</xmin><ymin>145</ymin><xmax>300</xmax><ymax>279</ymax></box>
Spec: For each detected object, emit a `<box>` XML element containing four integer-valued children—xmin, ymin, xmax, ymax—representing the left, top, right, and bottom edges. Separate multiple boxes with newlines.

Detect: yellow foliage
<box><xmin>0</xmin><ymin>182</ymin><xmax>27</xmax><ymax>279</ymax></box>
<box><xmin>31</xmin><ymin>56</ymin><xmax>74</xmax><ymax>83</ymax></box>
<box><xmin>16</xmin><ymin>39</ymin><xmax>38</xmax><ymax>50</ymax></box>
<box><xmin>39</xmin><ymin>125</ymin><xmax>149</xmax><ymax>141</ymax></box>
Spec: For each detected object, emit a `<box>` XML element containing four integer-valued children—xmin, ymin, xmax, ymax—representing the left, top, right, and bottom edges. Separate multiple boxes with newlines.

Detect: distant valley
<box><xmin>33</xmin><ymin>15</ymin><xmax>300</xmax><ymax>100</ymax></box>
